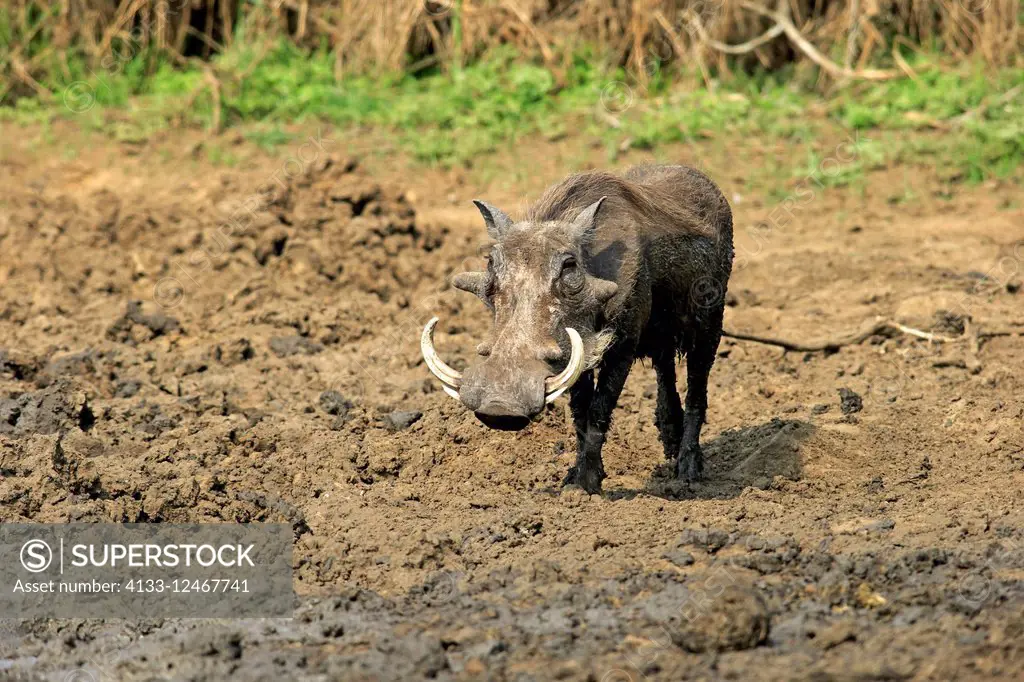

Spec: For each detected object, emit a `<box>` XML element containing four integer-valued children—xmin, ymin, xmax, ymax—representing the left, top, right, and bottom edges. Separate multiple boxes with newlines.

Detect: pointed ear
<box><xmin>472</xmin><ymin>200</ymin><xmax>513</xmax><ymax>240</ymax></box>
<box><xmin>569</xmin><ymin>196</ymin><xmax>607</xmax><ymax>243</ymax></box>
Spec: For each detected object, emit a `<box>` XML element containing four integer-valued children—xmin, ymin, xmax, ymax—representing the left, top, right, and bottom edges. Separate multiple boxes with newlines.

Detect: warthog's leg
<box><xmin>564</xmin><ymin>351</ymin><xmax>633</xmax><ymax>494</ymax></box>
<box><xmin>653</xmin><ymin>345</ymin><xmax>684</xmax><ymax>460</ymax></box>
<box><xmin>568</xmin><ymin>369</ymin><xmax>594</xmax><ymax>452</ymax></box>
<box><xmin>677</xmin><ymin>307</ymin><xmax>724</xmax><ymax>482</ymax></box>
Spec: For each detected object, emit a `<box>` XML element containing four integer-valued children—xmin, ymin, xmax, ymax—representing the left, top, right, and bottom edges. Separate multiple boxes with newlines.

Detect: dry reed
<box><xmin>2</xmin><ymin>0</ymin><xmax>1020</xmax><ymax>102</ymax></box>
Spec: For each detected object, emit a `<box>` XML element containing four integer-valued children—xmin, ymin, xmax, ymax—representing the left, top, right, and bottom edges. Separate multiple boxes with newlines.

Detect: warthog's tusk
<box><xmin>422</xmin><ymin>319</ymin><xmax>584</xmax><ymax>404</ymax></box>
<box><xmin>544</xmin><ymin>328</ymin><xmax>584</xmax><ymax>403</ymax></box>
<box><xmin>421</xmin><ymin>317</ymin><xmax>462</xmax><ymax>400</ymax></box>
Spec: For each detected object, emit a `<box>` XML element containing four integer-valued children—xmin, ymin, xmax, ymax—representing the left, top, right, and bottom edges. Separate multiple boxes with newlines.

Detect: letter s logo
<box><xmin>21</xmin><ymin>539</ymin><xmax>53</xmax><ymax>573</ymax></box>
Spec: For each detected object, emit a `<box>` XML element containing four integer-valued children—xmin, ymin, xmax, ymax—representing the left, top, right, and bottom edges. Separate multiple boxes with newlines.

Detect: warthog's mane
<box><xmin>523</xmin><ymin>167</ymin><xmax>722</xmax><ymax>242</ymax></box>
<box><xmin>586</xmin><ymin>326</ymin><xmax>616</xmax><ymax>369</ymax></box>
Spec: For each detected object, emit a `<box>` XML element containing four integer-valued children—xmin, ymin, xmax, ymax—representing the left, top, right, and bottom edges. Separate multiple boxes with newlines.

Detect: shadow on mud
<box><xmin>612</xmin><ymin>417</ymin><xmax>814</xmax><ymax>501</ymax></box>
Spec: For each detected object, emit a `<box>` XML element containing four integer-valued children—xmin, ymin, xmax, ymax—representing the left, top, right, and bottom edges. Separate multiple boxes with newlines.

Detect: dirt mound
<box><xmin>0</xmin><ymin>153</ymin><xmax>456</xmax><ymax>530</ymax></box>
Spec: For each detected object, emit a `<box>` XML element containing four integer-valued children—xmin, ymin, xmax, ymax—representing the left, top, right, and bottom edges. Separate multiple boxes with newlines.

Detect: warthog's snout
<box><xmin>472</xmin><ymin>410</ymin><xmax>531</xmax><ymax>432</ymax></box>
<box><xmin>457</xmin><ymin>363</ymin><xmax>547</xmax><ymax>431</ymax></box>
<box><xmin>421</xmin><ymin>317</ymin><xmax>586</xmax><ymax>431</ymax></box>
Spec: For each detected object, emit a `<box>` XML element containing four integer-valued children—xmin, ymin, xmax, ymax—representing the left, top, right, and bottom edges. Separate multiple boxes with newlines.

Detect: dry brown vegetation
<box><xmin>2</xmin><ymin>0</ymin><xmax>1022</xmax><ymax>100</ymax></box>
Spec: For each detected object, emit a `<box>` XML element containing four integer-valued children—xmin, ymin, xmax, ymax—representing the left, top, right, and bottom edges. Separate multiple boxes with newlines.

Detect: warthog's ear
<box><xmin>452</xmin><ymin>271</ymin><xmax>489</xmax><ymax>300</ymax></box>
<box><xmin>568</xmin><ymin>196</ymin><xmax>607</xmax><ymax>244</ymax></box>
<box><xmin>472</xmin><ymin>200</ymin><xmax>513</xmax><ymax>240</ymax></box>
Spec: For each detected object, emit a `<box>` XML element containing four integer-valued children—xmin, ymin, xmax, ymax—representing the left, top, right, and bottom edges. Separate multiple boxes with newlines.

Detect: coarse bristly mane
<box><xmin>524</xmin><ymin>170</ymin><xmax>718</xmax><ymax>240</ymax></box>
<box><xmin>585</xmin><ymin>326</ymin><xmax>616</xmax><ymax>369</ymax></box>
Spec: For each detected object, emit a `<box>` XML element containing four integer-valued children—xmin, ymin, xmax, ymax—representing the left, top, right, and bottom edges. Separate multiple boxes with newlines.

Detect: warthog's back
<box><xmin>526</xmin><ymin>165</ymin><xmax>728</xmax><ymax>241</ymax></box>
<box><xmin>622</xmin><ymin>164</ymin><xmax>733</xmax><ymax>246</ymax></box>
<box><xmin>625</xmin><ymin>164</ymin><xmax>734</xmax><ymax>299</ymax></box>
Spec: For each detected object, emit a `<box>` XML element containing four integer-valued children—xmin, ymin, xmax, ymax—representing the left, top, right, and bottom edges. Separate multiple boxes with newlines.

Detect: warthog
<box><xmin>422</xmin><ymin>165</ymin><xmax>733</xmax><ymax>493</ymax></box>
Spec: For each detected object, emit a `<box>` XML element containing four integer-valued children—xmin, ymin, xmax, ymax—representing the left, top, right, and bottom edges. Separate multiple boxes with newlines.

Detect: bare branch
<box><xmin>723</xmin><ymin>320</ymin><xmax>893</xmax><ymax>352</ymax></box>
<box><xmin>738</xmin><ymin>1</ymin><xmax>898</xmax><ymax>81</ymax></box>
<box><xmin>724</xmin><ymin>319</ymin><xmax>1024</xmax><ymax>353</ymax></box>
<box><xmin>686</xmin><ymin>10</ymin><xmax>785</xmax><ymax>55</ymax></box>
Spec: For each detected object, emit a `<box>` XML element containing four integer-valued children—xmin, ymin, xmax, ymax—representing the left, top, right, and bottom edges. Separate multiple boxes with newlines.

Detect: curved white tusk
<box><xmin>421</xmin><ymin>317</ymin><xmax>463</xmax><ymax>399</ymax></box>
<box><xmin>544</xmin><ymin>328</ymin><xmax>585</xmax><ymax>403</ymax></box>
<box><xmin>439</xmin><ymin>384</ymin><xmax>461</xmax><ymax>400</ymax></box>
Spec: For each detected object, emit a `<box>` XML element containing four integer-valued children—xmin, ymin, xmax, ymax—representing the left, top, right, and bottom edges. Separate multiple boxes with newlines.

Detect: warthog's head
<box><xmin>422</xmin><ymin>198</ymin><xmax>619</xmax><ymax>430</ymax></box>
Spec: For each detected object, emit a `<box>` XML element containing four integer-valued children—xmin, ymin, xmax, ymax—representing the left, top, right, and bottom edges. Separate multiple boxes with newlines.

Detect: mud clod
<box><xmin>0</xmin><ymin>382</ymin><xmax>88</xmax><ymax>437</ymax></box>
<box><xmin>114</xmin><ymin>380</ymin><xmax>142</xmax><ymax>398</ymax></box>
<box><xmin>838</xmin><ymin>387</ymin><xmax>863</xmax><ymax>415</ymax></box>
<box><xmin>662</xmin><ymin>549</ymin><xmax>695</xmax><ymax>567</ymax></box>
<box><xmin>672</xmin><ymin>585</ymin><xmax>770</xmax><ymax>653</ymax></box>
<box><xmin>319</xmin><ymin>390</ymin><xmax>353</xmax><ymax>417</ymax></box>
<box><xmin>107</xmin><ymin>301</ymin><xmax>181</xmax><ymax>343</ymax></box>
<box><xmin>0</xmin><ymin>349</ymin><xmax>41</xmax><ymax>381</ymax></box>
<box><xmin>814</xmin><ymin>621</ymin><xmax>858</xmax><ymax>650</ymax></box>
<box><xmin>382</xmin><ymin>410</ymin><xmax>422</xmax><ymax>431</ymax></box>
<box><xmin>215</xmin><ymin>338</ymin><xmax>256</xmax><ymax>365</ymax></box>
<box><xmin>44</xmin><ymin>350</ymin><xmax>95</xmax><ymax>380</ymax></box>
<box><xmin>269</xmin><ymin>336</ymin><xmax>325</xmax><ymax>357</ymax></box>
<box><xmin>678</xmin><ymin>528</ymin><xmax>732</xmax><ymax>553</ymax></box>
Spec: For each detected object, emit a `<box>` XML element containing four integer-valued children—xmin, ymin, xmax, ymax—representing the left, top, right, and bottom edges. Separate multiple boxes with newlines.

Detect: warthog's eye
<box><xmin>557</xmin><ymin>254</ymin><xmax>584</xmax><ymax>294</ymax></box>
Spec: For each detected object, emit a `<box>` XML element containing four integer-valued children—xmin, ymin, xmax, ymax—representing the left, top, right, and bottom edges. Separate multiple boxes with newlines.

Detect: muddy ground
<box><xmin>0</xmin><ymin>122</ymin><xmax>1022</xmax><ymax>681</ymax></box>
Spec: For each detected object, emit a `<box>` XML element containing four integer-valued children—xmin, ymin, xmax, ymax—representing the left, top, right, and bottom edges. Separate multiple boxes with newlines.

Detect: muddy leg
<box><xmin>563</xmin><ymin>352</ymin><xmax>633</xmax><ymax>494</ymax></box>
<box><xmin>568</xmin><ymin>369</ymin><xmax>594</xmax><ymax>449</ymax></box>
<box><xmin>653</xmin><ymin>346</ymin><xmax>684</xmax><ymax>460</ymax></box>
<box><xmin>677</xmin><ymin>314</ymin><xmax>723</xmax><ymax>482</ymax></box>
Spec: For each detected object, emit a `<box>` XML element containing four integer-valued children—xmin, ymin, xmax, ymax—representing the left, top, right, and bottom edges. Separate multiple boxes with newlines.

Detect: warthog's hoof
<box><xmin>676</xmin><ymin>444</ymin><xmax>704</xmax><ymax>483</ymax></box>
<box><xmin>563</xmin><ymin>464</ymin><xmax>605</xmax><ymax>495</ymax></box>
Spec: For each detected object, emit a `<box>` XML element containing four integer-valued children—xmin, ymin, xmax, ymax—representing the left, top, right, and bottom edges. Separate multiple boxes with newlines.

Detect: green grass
<box><xmin>2</xmin><ymin>36</ymin><xmax>1022</xmax><ymax>187</ymax></box>
<box><xmin>244</xmin><ymin>125</ymin><xmax>294</xmax><ymax>152</ymax></box>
